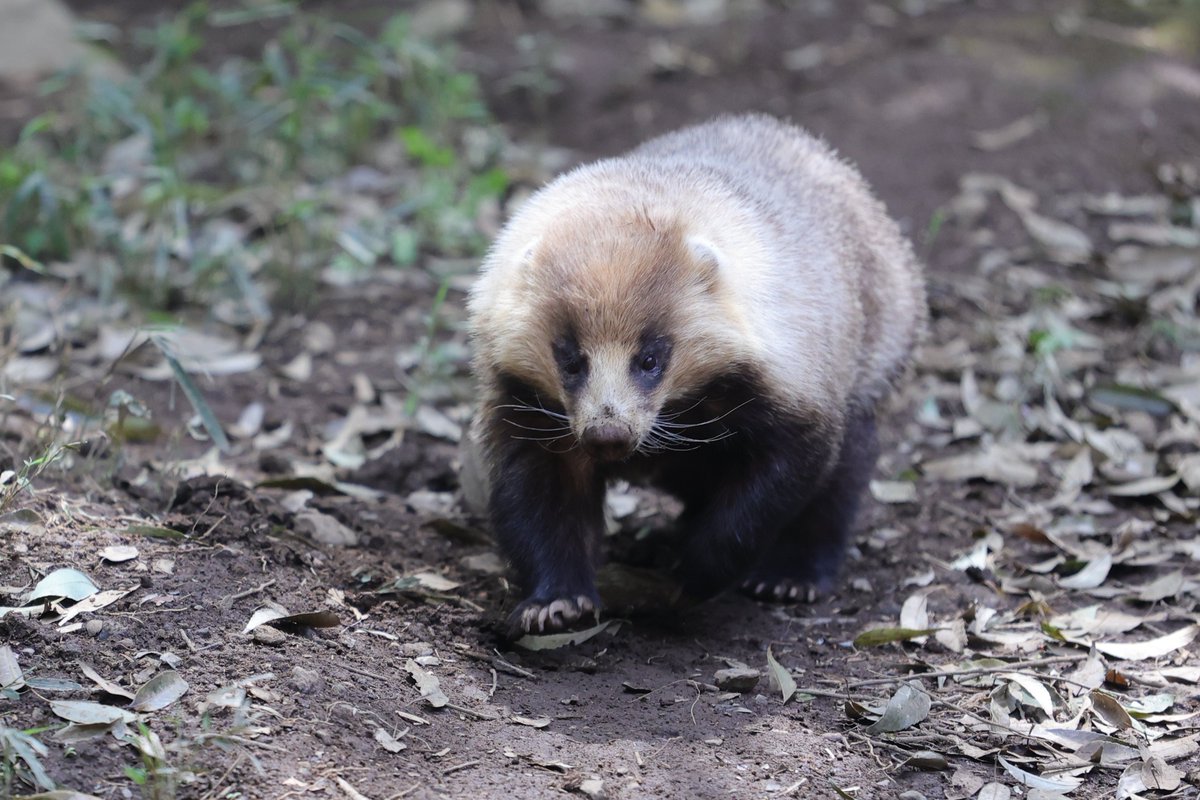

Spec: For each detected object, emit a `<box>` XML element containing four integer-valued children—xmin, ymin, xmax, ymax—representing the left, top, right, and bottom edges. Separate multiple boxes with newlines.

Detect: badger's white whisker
<box><xmin>661</xmin><ymin>426</ymin><xmax>737</xmax><ymax>442</ymax></box>
<box><xmin>658</xmin><ymin>396</ymin><xmax>709</xmax><ymax>421</ymax></box>
<box><xmin>509</xmin><ymin>433</ymin><xmax>573</xmax><ymax>442</ymax></box>
<box><xmin>538</xmin><ymin>436</ymin><xmax>581</xmax><ymax>454</ymax></box>
<box><xmin>493</xmin><ymin>402</ymin><xmax>569</xmax><ymax>421</ymax></box>
<box><xmin>647</xmin><ymin>422</ymin><xmax>738</xmax><ymax>447</ymax></box>
<box><xmin>503</xmin><ymin>418</ymin><xmax>572</xmax><ymax>433</ymax></box>
<box><xmin>655</xmin><ymin>398</ymin><xmax>755</xmax><ymax>430</ymax></box>
<box><xmin>638</xmin><ymin>428</ymin><xmax>704</xmax><ymax>454</ymax></box>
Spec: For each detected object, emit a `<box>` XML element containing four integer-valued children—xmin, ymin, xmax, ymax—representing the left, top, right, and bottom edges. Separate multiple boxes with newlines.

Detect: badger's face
<box><xmin>551</xmin><ymin>328</ymin><xmax>674</xmax><ymax>462</ymax></box>
<box><xmin>481</xmin><ymin>217</ymin><xmax>744</xmax><ymax>463</ymax></box>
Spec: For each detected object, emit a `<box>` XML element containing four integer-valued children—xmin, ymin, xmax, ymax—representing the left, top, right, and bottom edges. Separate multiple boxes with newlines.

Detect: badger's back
<box><xmin>630</xmin><ymin>114</ymin><xmax>926</xmax><ymax>410</ymax></box>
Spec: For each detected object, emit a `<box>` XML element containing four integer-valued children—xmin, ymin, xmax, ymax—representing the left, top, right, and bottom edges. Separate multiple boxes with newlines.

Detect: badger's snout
<box><xmin>580</xmin><ymin>423</ymin><xmax>635</xmax><ymax>461</ymax></box>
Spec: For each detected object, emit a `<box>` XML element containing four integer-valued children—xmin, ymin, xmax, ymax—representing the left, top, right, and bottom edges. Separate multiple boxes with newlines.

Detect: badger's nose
<box><xmin>581</xmin><ymin>424</ymin><xmax>634</xmax><ymax>462</ymax></box>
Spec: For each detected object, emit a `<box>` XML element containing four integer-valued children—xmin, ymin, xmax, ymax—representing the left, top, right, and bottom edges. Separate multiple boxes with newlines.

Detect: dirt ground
<box><xmin>3</xmin><ymin>2</ymin><xmax>1200</xmax><ymax>799</ymax></box>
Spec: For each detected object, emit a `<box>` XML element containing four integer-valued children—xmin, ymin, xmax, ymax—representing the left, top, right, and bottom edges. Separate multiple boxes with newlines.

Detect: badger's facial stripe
<box><xmin>552</xmin><ymin>335</ymin><xmax>588</xmax><ymax>393</ymax></box>
<box><xmin>631</xmin><ymin>332</ymin><xmax>672</xmax><ymax>392</ymax></box>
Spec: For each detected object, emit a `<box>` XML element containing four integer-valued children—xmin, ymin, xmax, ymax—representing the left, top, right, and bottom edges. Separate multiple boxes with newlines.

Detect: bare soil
<box><xmin>4</xmin><ymin>2</ymin><xmax>1199</xmax><ymax>799</ymax></box>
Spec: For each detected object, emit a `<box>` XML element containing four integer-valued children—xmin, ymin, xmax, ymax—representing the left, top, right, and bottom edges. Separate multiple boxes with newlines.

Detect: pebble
<box><xmin>254</xmin><ymin>625</ymin><xmax>287</xmax><ymax>646</ymax></box>
<box><xmin>714</xmin><ymin>667</ymin><xmax>760</xmax><ymax>693</ymax></box>
<box><xmin>290</xmin><ymin>666</ymin><xmax>325</xmax><ymax>694</ymax></box>
<box><xmin>398</xmin><ymin>641</ymin><xmax>434</xmax><ymax>657</ymax></box>
<box><xmin>294</xmin><ymin>510</ymin><xmax>358</xmax><ymax>547</ymax></box>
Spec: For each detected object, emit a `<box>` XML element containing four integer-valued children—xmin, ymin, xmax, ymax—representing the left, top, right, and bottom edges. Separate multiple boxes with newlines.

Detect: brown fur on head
<box><xmin>474</xmin><ymin>209</ymin><xmax>754</xmax><ymax>460</ymax></box>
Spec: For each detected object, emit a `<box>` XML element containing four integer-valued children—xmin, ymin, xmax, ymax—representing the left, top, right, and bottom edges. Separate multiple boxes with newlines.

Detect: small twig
<box><xmin>459</xmin><ymin>648</ymin><xmax>537</xmax><ymax>680</ymax></box>
<box><xmin>183</xmin><ymin>477</ymin><xmax>224</xmax><ymax>530</ymax></box>
<box><xmin>343</xmin><ymin>664</ymin><xmax>391</xmax><ymax>683</ymax></box>
<box><xmin>793</xmin><ymin>687</ymin><xmax>853</xmax><ymax>701</ymax></box>
<box><xmin>388</xmin><ymin>784</ymin><xmax>422</xmax><ymax>800</ymax></box>
<box><xmin>324</xmin><ymin>701</ymin><xmax>390</xmax><ymax>729</ymax></box>
<box><xmin>642</xmin><ymin>736</ymin><xmax>680</xmax><ymax>766</ymax></box>
<box><xmin>492</xmin><ymin>650</ymin><xmax>537</xmax><ymax>679</ymax></box>
<box><xmin>839</xmin><ymin>654</ymin><xmax>1087</xmax><ymax>689</ymax></box>
<box><xmin>488</xmin><ymin>668</ymin><xmax>498</xmax><ymax>698</ymax></box>
<box><xmin>929</xmin><ymin>696</ymin><xmax>1047</xmax><ymax>744</ymax></box>
<box><xmin>334</xmin><ymin>776</ymin><xmax>371</xmax><ymax>800</ymax></box>
<box><xmin>224</xmin><ymin>578</ymin><xmax>277</xmax><ymax>604</ymax></box>
<box><xmin>780</xmin><ymin>778</ymin><xmax>809</xmax><ymax>796</ymax></box>
<box><xmin>199</xmin><ymin>751</ymin><xmax>246</xmax><ymax>800</ymax></box>
<box><xmin>191</xmin><ymin>733</ymin><xmax>288</xmax><ymax>751</ymax></box>
<box><xmin>446</xmin><ymin>703</ymin><xmax>498</xmax><ymax>720</ymax></box>
<box><xmin>631</xmin><ymin>678</ymin><xmax>691</xmax><ymax>701</ymax></box>
<box><xmin>938</xmin><ymin>500</ymin><xmax>990</xmax><ymax>526</ymax></box>
<box><xmin>108</xmin><ymin>606</ymin><xmax>191</xmax><ymax>617</ymax></box>
<box><xmin>847</xmin><ymin>731</ymin><xmax>890</xmax><ymax>771</ymax></box>
<box><xmin>194</xmin><ymin>510</ymin><xmax>228</xmax><ymax>540</ymax></box>
<box><xmin>441</xmin><ymin>760</ymin><xmax>481</xmax><ymax>776</ymax></box>
<box><xmin>426</xmin><ymin>593</ymin><xmax>485</xmax><ymax>612</ymax></box>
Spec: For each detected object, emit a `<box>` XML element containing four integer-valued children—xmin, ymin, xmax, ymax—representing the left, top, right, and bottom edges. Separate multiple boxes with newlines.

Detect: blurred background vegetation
<box><xmin>1</xmin><ymin>1</ymin><xmax>508</xmax><ymax>318</ymax></box>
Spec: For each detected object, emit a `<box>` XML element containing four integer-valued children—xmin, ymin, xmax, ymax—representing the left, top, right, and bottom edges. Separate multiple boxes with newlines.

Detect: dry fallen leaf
<box><xmin>997</xmin><ymin>755</ymin><xmax>1084</xmax><ymax>792</ymax></box>
<box><xmin>404</xmin><ymin>659</ymin><xmax>448</xmax><ymax>708</ymax></box>
<box><xmin>515</xmin><ymin>620</ymin><xmax>611</xmax><ymax>651</ymax></box>
<box><xmin>0</xmin><ymin>645</ymin><xmax>24</xmax><ymax>691</ymax></box>
<box><xmin>765</xmin><ymin>647</ymin><xmax>797</xmax><ymax>704</ymax></box>
<box><xmin>1117</xmin><ymin>756</ymin><xmax>1184</xmax><ymax>798</ymax></box>
<box><xmin>854</xmin><ymin>627</ymin><xmax>938</xmax><ymax>648</ymax></box>
<box><xmin>511</xmin><ymin>715</ymin><xmax>551</xmax><ymax>728</ymax></box>
<box><xmin>1096</xmin><ymin>625</ymin><xmax>1200</xmax><ymax>661</ymax></box>
<box><xmin>1059</xmin><ymin>552</ymin><xmax>1113</xmax><ymax>590</ymax></box>
<box><xmin>869</xmin><ymin>480</ymin><xmax>918</xmax><ymax>504</ymax></box>
<box><xmin>922</xmin><ymin>446</ymin><xmax>1039</xmax><ymax>487</ymax></box>
<box><xmin>130</xmin><ymin>671</ymin><xmax>189</xmax><ymax>712</ymax></box>
<box><xmin>374</xmin><ymin>727</ymin><xmax>407</xmax><ymax>753</ymax></box>
<box><xmin>1090</xmin><ymin>690</ymin><xmax>1134</xmax><ymax>730</ymax></box>
<box><xmin>98</xmin><ymin>545</ymin><xmax>139</xmax><ymax>563</ymax></box>
<box><xmin>863</xmin><ymin>683</ymin><xmax>930</xmax><ymax>734</ymax></box>
<box><xmin>79</xmin><ymin>663</ymin><xmax>134</xmax><ymax>700</ymax></box>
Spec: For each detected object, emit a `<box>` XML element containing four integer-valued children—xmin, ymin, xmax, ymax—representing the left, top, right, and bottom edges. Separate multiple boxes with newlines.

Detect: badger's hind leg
<box><xmin>741</xmin><ymin>408</ymin><xmax>879</xmax><ymax>602</ymax></box>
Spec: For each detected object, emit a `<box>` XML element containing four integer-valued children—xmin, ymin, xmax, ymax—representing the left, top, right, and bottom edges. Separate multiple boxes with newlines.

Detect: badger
<box><xmin>463</xmin><ymin>114</ymin><xmax>926</xmax><ymax>636</ymax></box>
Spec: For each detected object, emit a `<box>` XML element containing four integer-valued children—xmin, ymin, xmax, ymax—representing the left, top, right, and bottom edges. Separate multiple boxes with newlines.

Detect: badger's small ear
<box><xmin>514</xmin><ymin>238</ymin><xmax>541</xmax><ymax>289</ymax></box>
<box><xmin>686</xmin><ymin>236</ymin><xmax>723</xmax><ymax>288</ymax></box>
<box><xmin>516</xmin><ymin>238</ymin><xmax>541</xmax><ymax>270</ymax></box>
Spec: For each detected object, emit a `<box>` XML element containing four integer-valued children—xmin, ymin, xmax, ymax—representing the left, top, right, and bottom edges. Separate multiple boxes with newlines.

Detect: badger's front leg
<box><xmin>490</xmin><ymin>441</ymin><xmax>606</xmax><ymax>637</ymax></box>
<box><xmin>676</xmin><ymin>423</ymin><xmax>836</xmax><ymax>599</ymax></box>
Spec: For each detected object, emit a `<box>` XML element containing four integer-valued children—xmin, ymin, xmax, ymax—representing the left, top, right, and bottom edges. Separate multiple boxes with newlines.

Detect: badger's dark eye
<box><xmin>552</xmin><ymin>336</ymin><xmax>588</xmax><ymax>391</ymax></box>
<box><xmin>631</xmin><ymin>334</ymin><xmax>672</xmax><ymax>391</ymax></box>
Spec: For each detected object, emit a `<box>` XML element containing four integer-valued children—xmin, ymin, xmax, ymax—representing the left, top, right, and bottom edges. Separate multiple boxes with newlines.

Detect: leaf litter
<box><xmin>815</xmin><ymin>171</ymin><xmax>1200</xmax><ymax>797</ymax></box>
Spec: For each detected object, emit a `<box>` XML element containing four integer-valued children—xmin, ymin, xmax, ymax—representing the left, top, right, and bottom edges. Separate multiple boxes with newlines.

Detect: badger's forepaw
<box><xmin>509</xmin><ymin>594</ymin><xmax>600</xmax><ymax>637</ymax></box>
<box><xmin>739</xmin><ymin>578</ymin><xmax>822</xmax><ymax>604</ymax></box>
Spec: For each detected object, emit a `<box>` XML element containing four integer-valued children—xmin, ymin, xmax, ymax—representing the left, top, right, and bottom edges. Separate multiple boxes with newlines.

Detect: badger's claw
<box><xmin>509</xmin><ymin>594</ymin><xmax>600</xmax><ymax>637</ymax></box>
<box><xmin>739</xmin><ymin>578</ymin><xmax>821</xmax><ymax>604</ymax></box>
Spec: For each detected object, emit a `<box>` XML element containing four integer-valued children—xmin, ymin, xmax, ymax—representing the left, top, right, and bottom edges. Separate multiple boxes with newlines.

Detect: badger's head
<box><xmin>472</xmin><ymin>211</ymin><xmax>753</xmax><ymax>462</ymax></box>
